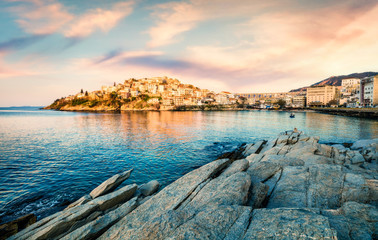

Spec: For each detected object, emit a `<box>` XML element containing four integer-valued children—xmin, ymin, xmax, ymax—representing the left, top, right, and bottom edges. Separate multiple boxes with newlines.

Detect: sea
<box><xmin>0</xmin><ymin>107</ymin><xmax>377</xmax><ymax>223</ymax></box>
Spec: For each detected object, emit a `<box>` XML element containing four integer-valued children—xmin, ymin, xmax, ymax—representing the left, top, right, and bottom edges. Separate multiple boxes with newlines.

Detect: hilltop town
<box><xmin>46</xmin><ymin>74</ymin><xmax>378</xmax><ymax>111</ymax></box>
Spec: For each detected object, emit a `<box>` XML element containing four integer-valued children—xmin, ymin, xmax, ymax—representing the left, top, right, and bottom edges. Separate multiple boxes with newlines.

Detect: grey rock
<box><xmin>242</xmin><ymin>208</ymin><xmax>337</xmax><ymax>239</ymax></box>
<box><xmin>98</xmin><ymin>158</ymin><xmax>230</xmax><ymax>240</ymax></box>
<box><xmin>169</xmin><ymin>205</ymin><xmax>248</xmax><ymax>240</ymax></box>
<box><xmin>223</xmin><ymin>207</ymin><xmax>252</xmax><ymax>240</ymax></box>
<box><xmin>91</xmin><ymin>184</ymin><xmax>137</xmax><ymax>211</ymax></box>
<box><xmin>139</xmin><ymin>180</ymin><xmax>160</xmax><ymax>197</ymax></box>
<box><xmin>307</xmin><ymin>165</ymin><xmax>345</xmax><ymax>209</ymax></box>
<box><xmin>61</xmin><ymin>197</ymin><xmax>137</xmax><ymax>240</ymax></box>
<box><xmin>90</xmin><ymin>169</ymin><xmax>133</xmax><ymax>199</ymax></box>
<box><xmin>182</xmin><ymin>172</ymin><xmax>251</xmax><ymax>213</ymax></box>
<box><xmin>248</xmin><ymin>182</ymin><xmax>269</xmax><ymax>208</ymax></box>
<box><xmin>247</xmin><ymin>161</ymin><xmax>281</xmax><ymax>184</ymax></box>
<box><xmin>220</xmin><ymin>159</ymin><xmax>249</xmax><ymax>178</ymax></box>
<box><xmin>351</xmin><ymin>152</ymin><xmax>365</xmax><ymax>164</ymax></box>
<box><xmin>332</xmin><ymin>144</ymin><xmax>347</xmax><ymax>153</ymax></box>
<box><xmin>351</xmin><ymin>139</ymin><xmax>378</xmax><ymax>150</ymax></box>
<box><xmin>242</xmin><ymin>140</ymin><xmax>265</xmax><ymax>156</ymax></box>
<box><xmin>260</xmin><ymin>155</ymin><xmax>304</xmax><ymax>167</ymax></box>
<box><xmin>267</xmin><ymin>166</ymin><xmax>308</xmax><ymax>208</ymax></box>
<box><xmin>65</xmin><ymin>195</ymin><xmax>92</xmax><ymax>210</ymax></box>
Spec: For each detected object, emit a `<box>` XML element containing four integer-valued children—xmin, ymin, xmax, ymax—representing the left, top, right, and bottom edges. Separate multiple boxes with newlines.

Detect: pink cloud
<box><xmin>63</xmin><ymin>2</ymin><xmax>134</xmax><ymax>38</ymax></box>
<box><xmin>8</xmin><ymin>0</ymin><xmax>134</xmax><ymax>37</ymax></box>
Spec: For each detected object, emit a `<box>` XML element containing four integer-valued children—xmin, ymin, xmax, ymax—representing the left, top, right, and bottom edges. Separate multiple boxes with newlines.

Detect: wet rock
<box><xmin>139</xmin><ymin>180</ymin><xmax>160</xmax><ymax>197</ymax></box>
<box><xmin>90</xmin><ymin>169</ymin><xmax>133</xmax><ymax>199</ymax></box>
<box><xmin>242</xmin><ymin>208</ymin><xmax>337</xmax><ymax>239</ymax></box>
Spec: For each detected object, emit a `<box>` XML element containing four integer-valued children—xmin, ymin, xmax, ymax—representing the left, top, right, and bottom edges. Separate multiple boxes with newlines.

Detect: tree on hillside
<box><xmin>277</xmin><ymin>99</ymin><xmax>286</xmax><ymax>109</ymax></box>
<box><xmin>85</xmin><ymin>91</ymin><xmax>88</xmax><ymax>96</ymax></box>
<box><xmin>80</xmin><ymin>89</ymin><xmax>84</xmax><ymax>94</ymax></box>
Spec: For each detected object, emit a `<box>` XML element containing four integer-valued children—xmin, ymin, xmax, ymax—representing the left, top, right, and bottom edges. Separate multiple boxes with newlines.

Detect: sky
<box><xmin>0</xmin><ymin>0</ymin><xmax>378</xmax><ymax>106</ymax></box>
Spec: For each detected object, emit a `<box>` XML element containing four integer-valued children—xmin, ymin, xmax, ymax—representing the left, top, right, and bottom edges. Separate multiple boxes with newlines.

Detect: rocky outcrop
<box><xmin>7</xmin><ymin>170</ymin><xmax>159</xmax><ymax>240</ymax></box>
<box><xmin>8</xmin><ymin>131</ymin><xmax>377</xmax><ymax>240</ymax></box>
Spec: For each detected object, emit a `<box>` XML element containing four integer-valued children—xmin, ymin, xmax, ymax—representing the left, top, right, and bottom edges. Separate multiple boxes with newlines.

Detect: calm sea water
<box><xmin>0</xmin><ymin>107</ymin><xmax>377</xmax><ymax>223</ymax></box>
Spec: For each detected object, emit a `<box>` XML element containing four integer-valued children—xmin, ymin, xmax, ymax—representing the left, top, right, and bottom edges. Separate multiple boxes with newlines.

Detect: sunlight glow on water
<box><xmin>0</xmin><ymin>107</ymin><xmax>377</xmax><ymax>222</ymax></box>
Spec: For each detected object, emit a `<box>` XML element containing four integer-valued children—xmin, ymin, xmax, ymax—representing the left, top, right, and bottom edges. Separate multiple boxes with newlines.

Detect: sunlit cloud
<box><xmin>8</xmin><ymin>0</ymin><xmax>134</xmax><ymax>38</ymax></box>
<box><xmin>63</xmin><ymin>2</ymin><xmax>134</xmax><ymax>38</ymax></box>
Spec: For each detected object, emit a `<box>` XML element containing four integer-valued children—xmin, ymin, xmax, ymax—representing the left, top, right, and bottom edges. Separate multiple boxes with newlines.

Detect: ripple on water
<box><xmin>0</xmin><ymin>108</ymin><xmax>377</xmax><ymax>222</ymax></box>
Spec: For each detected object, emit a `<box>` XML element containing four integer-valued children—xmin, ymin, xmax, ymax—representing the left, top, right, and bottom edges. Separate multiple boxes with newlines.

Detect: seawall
<box><xmin>313</xmin><ymin>108</ymin><xmax>378</xmax><ymax>119</ymax></box>
<box><xmin>5</xmin><ymin>130</ymin><xmax>378</xmax><ymax>240</ymax></box>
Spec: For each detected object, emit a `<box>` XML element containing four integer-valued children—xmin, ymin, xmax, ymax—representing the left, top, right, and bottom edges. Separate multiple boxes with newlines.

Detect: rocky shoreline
<box><xmin>4</xmin><ymin>130</ymin><xmax>378</xmax><ymax>239</ymax></box>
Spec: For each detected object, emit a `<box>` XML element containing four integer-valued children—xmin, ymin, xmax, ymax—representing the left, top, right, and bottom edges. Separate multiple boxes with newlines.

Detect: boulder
<box><xmin>90</xmin><ymin>169</ymin><xmax>133</xmax><ymax>199</ymax></box>
<box><xmin>242</xmin><ymin>208</ymin><xmax>337</xmax><ymax>239</ymax></box>
<box><xmin>247</xmin><ymin>161</ymin><xmax>281</xmax><ymax>184</ymax></box>
<box><xmin>332</xmin><ymin>144</ymin><xmax>347</xmax><ymax>153</ymax></box>
<box><xmin>139</xmin><ymin>180</ymin><xmax>160</xmax><ymax>197</ymax></box>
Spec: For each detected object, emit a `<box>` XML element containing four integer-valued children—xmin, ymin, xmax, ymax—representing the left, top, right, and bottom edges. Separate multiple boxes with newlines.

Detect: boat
<box><xmin>290</xmin><ymin>113</ymin><xmax>295</xmax><ymax>118</ymax></box>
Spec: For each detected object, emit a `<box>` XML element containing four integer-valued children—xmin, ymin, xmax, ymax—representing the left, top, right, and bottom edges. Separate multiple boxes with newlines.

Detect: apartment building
<box><xmin>306</xmin><ymin>85</ymin><xmax>339</xmax><ymax>106</ymax></box>
<box><xmin>360</xmin><ymin>76</ymin><xmax>378</xmax><ymax>106</ymax></box>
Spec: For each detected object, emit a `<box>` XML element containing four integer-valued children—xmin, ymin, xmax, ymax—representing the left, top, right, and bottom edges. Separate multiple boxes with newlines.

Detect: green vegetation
<box><xmin>277</xmin><ymin>99</ymin><xmax>286</xmax><ymax>109</ymax></box>
<box><xmin>71</xmin><ymin>98</ymin><xmax>89</xmax><ymax>106</ymax></box>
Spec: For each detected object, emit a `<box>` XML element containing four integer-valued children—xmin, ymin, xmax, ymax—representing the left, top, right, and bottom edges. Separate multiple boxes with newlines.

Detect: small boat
<box><xmin>290</xmin><ymin>113</ymin><xmax>295</xmax><ymax>118</ymax></box>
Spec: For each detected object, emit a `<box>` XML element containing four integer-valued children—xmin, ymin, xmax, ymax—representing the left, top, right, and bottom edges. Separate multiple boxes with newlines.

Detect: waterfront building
<box><xmin>360</xmin><ymin>76</ymin><xmax>378</xmax><ymax>106</ymax></box>
<box><xmin>306</xmin><ymin>85</ymin><xmax>339</xmax><ymax>106</ymax></box>
<box><xmin>292</xmin><ymin>96</ymin><xmax>306</xmax><ymax>108</ymax></box>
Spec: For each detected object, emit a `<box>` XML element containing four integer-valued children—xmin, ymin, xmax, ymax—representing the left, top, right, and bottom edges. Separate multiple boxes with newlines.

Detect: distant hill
<box><xmin>290</xmin><ymin>72</ymin><xmax>378</xmax><ymax>92</ymax></box>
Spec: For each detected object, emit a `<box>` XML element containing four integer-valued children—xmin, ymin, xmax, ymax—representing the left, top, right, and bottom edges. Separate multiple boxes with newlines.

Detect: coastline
<box><xmin>4</xmin><ymin>130</ymin><xmax>377</xmax><ymax>240</ymax></box>
<box><xmin>44</xmin><ymin>105</ymin><xmax>378</xmax><ymax>119</ymax></box>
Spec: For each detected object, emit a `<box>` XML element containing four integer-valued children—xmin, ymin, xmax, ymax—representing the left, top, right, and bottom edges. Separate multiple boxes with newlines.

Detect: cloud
<box><xmin>8</xmin><ymin>0</ymin><xmax>134</xmax><ymax>38</ymax></box>
<box><xmin>63</xmin><ymin>2</ymin><xmax>134</xmax><ymax>38</ymax></box>
<box><xmin>9</xmin><ymin>0</ymin><xmax>74</xmax><ymax>35</ymax></box>
<box><xmin>0</xmin><ymin>35</ymin><xmax>47</xmax><ymax>52</ymax></box>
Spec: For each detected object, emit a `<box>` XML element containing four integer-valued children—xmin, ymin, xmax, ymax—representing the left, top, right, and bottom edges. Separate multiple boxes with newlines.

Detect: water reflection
<box><xmin>0</xmin><ymin>108</ymin><xmax>377</xmax><ymax>223</ymax></box>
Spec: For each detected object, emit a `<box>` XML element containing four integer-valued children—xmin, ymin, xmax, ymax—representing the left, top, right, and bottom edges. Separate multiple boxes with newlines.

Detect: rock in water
<box><xmin>90</xmin><ymin>169</ymin><xmax>133</xmax><ymax>199</ymax></box>
<box><xmin>139</xmin><ymin>180</ymin><xmax>160</xmax><ymax>197</ymax></box>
